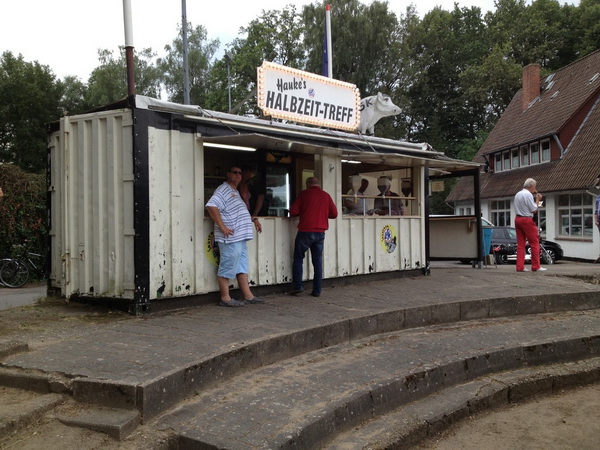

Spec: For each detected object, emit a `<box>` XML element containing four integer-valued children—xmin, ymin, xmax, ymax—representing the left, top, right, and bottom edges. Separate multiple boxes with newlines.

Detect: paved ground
<box><xmin>0</xmin><ymin>260</ymin><xmax>599</xmax><ymax>448</ymax></box>
<box><xmin>0</xmin><ymin>283</ymin><xmax>46</xmax><ymax>311</ymax></box>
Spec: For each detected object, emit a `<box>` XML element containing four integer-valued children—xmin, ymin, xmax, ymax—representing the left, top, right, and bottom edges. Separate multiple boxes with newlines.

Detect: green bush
<box><xmin>0</xmin><ymin>164</ymin><xmax>47</xmax><ymax>260</ymax></box>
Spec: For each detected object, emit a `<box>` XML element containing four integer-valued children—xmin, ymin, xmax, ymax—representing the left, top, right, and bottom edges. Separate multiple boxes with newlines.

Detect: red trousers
<box><xmin>515</xmin><ymin>216</ymin><xmax>540</xmax><ymax>271</ymax></box>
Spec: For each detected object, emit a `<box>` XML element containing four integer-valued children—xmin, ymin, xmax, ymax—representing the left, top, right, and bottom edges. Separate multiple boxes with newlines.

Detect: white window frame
<box><xmin>530</xmin><ymin>142</ymin><xmax>540</xmax><ymax>164</ymax></box>
<box><xmin>495</xmin><ymin>153</ymin><xmax>502</xmax><ymax>172</ymax></box>
<box><xmin>491</xmin><ymin>199</ymin><xmax>512</xmax><ymax>227</ymax></box>
<box><xmin>541</xmin><ymin>139</ymin><xmax>551</xmax><ymax>162</ymax></box>
<box><xmin>511</xmin><ymin>148</ymin><xmax>519</xmax><ymax>169</ymax></box>
<box><xmin>503</xmin><ymin>151</ymin><xmax>510</xmax><ymax>170</ymax></box>
<box><xmin>557</xmin><ymin>192</ymin><xmax>594</xmax><ymax>238</ymax></box>
<box><xmin>520</xmin><ymin>145</ymin><xmax>529</xmax><ymax>167</ymax></box>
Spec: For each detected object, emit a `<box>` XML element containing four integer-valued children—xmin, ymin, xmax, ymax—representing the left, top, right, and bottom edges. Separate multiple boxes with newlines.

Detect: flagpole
<box><xmin>325</xmin><ymin>4</ymin><xmax>332</xmax><ymax>78</ymax></box>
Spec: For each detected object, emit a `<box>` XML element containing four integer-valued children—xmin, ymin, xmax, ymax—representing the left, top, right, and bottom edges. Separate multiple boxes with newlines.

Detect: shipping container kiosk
<box><xmin>47</xmin><ymin>95</ymin><xmax>479</xmax><ymax>314</ymax></box>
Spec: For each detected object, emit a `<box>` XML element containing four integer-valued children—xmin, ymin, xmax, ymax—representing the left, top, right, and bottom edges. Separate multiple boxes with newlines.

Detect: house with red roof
<box><xmin>447</xmin><ymin>49</ymin><xmax>600</xmax><ymax>261</ymax></box>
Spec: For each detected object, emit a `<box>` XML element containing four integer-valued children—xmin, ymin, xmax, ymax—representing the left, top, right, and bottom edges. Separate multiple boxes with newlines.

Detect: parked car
<box><xmin>489</xmin><ymin>226</ymin><xmax>563</xmax><ymax>264</ymax></box>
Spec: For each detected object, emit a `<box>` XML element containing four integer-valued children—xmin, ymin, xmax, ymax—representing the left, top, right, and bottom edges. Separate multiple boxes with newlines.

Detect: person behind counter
<box><xmin>205</xmin><ymin>165</ymin><xmax>266</xmax><ymax>307</ymax></box>
<box><xmin>345</xmin><ymin>178</ymin><xmax>369</xmax><ymax>214</ymax></box>
<box><xmin>373</xmin><ymin>177</ymin><xmax>403</xmax><ymax>215</ymax></box>
<box><xmin>240</xmin><ymin>163</ymin><xmax>268</xmax><ymax>217</ymax></box>
<box><xmin>289</xmin><ymin>177</ymin><xmax>338</xmax><ymax>297</ymax></box>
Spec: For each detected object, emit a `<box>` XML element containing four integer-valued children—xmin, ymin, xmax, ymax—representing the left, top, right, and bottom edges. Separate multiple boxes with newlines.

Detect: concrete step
<box><xmin>2</xmin><ymin>288</ymin><xmax>600</xmax><ymax>443</ymax></box>
<box><xmin>56</xmin><ymin>405</ymin><xmax>140</xmax><ymax>440</ymax></box>
<box><xmin>0</xmin><ymin>387</ymin><xmax>64</xmax><ymax>439</ymax></box>
<box><xmin>327</xmin><ymin>358</ymin><xmax>600</xmax><ymax>449</ymax></box>
<box><xmin>3</xmin><ymin>289</ymin><xmax>600</xmax><ymax>429</ymax></box>
<box><xmin>157</xmin><ymin>310</ymin><xmax>600</xmax><ymax>449</ymax></box>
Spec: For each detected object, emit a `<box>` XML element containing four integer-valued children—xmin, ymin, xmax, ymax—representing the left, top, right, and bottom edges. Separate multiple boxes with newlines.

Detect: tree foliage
<box><xmin>206</xmin><ymin>5</ymin><xmax>306</xmax><ymax>114</ymax></box>
<box><xmin>0</xmin><ymin>164</ymin><xmax>47</xmax><ymax>259</ymax></box>
<box><xmin>158</xmin><ymin>24</ymin><xmax>219</xmax><ymax>105</ymax></box>
<box><xmin>0</xmin><ymin>51</ymin><xmax>62</xmax><ymax>173</ymax></box>
<box><xmin>85</xmin><ymin>47</ymin><xmax>162</xmax><ymax>109</ymax></box>
<box><xmin>303</xmin><ymin>0</ymin><xmax>399</xmax><ymax>95</ymax></box>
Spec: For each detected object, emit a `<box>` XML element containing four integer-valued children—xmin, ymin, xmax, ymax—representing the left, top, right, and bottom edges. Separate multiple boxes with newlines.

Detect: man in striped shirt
<box><xmin>206</xmin><ymin>166</ymin><xmax>265</xmax><ymax>307</ymax></box>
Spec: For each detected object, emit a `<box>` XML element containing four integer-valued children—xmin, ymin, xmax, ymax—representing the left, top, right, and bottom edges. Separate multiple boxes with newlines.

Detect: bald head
<box><xmin>306</xmin><ymin>177</ymin><xmax>320</xmax><ymax>188</ymax></box>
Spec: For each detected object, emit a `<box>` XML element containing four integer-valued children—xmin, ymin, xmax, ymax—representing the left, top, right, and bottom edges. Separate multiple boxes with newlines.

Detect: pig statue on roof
<box><xmin>358</xmin><ymin>92</ymin><xmax>401</xmax><ymax>135</ymax></box>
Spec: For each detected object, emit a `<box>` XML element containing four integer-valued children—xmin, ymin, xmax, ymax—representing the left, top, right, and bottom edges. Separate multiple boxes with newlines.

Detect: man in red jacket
<box><xmin>289</xmin><ymin>177</ymin><xmax>338</xmax><ymax>297</ymax></box>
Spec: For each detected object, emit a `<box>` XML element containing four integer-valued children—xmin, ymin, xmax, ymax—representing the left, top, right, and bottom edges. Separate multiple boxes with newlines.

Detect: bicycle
<box><xmin>0</xmin><ymin>251</ymin><xmax>46</xmax><ymax>288</ymax></box>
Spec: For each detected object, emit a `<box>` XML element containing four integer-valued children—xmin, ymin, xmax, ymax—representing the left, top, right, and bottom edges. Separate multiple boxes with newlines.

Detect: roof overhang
<box><xmin>135</xmin><ymin>96</ymin><xmax>479</xmax><ymax>173</ymax></box>
<box><xmin>202</xmin><ymin>133</ymin><xmax>480</xmax><ymax>172</ymax></box>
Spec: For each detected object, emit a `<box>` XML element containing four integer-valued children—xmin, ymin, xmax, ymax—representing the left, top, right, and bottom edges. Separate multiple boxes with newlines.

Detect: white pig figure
<box><xmin>358</xmin><ymin>92</ymin><xmax>401</xmax><ymax>135</ymax></box>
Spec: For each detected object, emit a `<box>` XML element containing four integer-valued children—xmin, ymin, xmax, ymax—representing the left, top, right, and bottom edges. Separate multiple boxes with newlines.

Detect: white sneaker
<box><xmin>534</xmin><ymin>267</ymin><xmax>547</xmax><ymax>271</ymax></box>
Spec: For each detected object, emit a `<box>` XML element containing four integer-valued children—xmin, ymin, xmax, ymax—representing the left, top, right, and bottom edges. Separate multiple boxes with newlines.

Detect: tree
<box><xmin>302</xmin><ymin>0</ymin><xmax>399</xmax><ymax>95</ymax></box>
<box><xmin>569</xmin><ymin>0</ymin><xmax>600</xmax><ymax>57</ymax></box>
<box><xmin>459</xmin><ymin>44</ymin><xmax>523</xmax><ymax>128</ymax></box>
<box><xmin>402</xmin><ymin>6</ymin><xmax>489</xmax><ymax>156</ymax></box>
<box><xmin>85</xmin><ymin>47</ymin><xmax>162</xmax><ymax>109</ymax></box>
<box><xmin>0</xmin><ymin>163</ymin><xmax>48</xmax><ymax>258</ymax></box>
<box><xmin>58</xmin><ymin>75</ymin><xmax>89</xmax><ymax>116</ymax></box>
<box><xmin>158</xmin><ymin>24</ymin><xmax>219</xmax><ymax>105</ymax></box>
<box><xmin>0</xmin><ymin>51</ymin><xmax>62</xmax><ymax>173</ymax></box>
<box><xmin>206</xmin><ymin>5</ymin><xmax>305</xmax><ymax>114</ymax></box>
<box><xmin>485</xmin><ymin>0</ymin><xmax>573</xmax><ymax>70</ymax></box>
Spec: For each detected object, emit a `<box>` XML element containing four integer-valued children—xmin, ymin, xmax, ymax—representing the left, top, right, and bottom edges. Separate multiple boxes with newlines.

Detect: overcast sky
<box><xmin>1</xmin><ymin>0</ymin><xmax>578</xmax><ymax>81</ymax></box>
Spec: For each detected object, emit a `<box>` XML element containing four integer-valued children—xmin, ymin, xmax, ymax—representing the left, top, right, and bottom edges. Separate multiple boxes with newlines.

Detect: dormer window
<box><xmin>492</xmin><ymin>139</ymin><xmax>552</xmax><ymax>173</ymax></box>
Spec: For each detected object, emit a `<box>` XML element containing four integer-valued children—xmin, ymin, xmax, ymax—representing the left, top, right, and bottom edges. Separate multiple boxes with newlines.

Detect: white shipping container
<box><xmin>48</xmin><ymin>96</ymin><xmax>478</xmax><ymax>314</ymax></box>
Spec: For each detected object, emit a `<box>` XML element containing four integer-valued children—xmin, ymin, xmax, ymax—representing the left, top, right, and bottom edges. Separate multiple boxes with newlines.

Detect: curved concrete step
<box><xmin>327</xmin><ymin>358</ymin><xmax>600</xmax><ymax>449</ymax></box>
<box><xmin>157</xmin><ymin>310</ymin><xmax>600</xmax><ymax>449</ymax></box>
<box><xmin>5</xmin><ymin>291</ymin><xmax>599</xmax><ymax>425</ymax></box>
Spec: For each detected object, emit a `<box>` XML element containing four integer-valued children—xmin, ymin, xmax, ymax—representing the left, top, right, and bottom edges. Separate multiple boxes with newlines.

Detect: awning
<box><xmin>201</xmin><ymin>133</ymin><xmax>480</xmax><ymax>172</ymax></box>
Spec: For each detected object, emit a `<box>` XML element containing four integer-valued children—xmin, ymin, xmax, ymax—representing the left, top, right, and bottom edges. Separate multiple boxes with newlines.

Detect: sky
<box><xmin>1</xmin><ymin>0</ymin><xmax>577</xmax><ymax>82</ymax></box>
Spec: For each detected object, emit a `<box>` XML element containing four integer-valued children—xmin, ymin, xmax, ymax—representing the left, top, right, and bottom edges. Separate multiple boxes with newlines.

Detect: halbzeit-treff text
<box><xmin>265</xmin><ymin>91</ymin><xmax>355</xmax><ymax>123</ymax></box>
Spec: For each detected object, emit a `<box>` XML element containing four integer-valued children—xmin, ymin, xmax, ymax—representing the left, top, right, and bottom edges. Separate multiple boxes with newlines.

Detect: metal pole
<box><xmin>325</xmin><ymin>4</ymin><xmax>333</xmax><ymax>78</ymax></box>
<box><xmin>181</xmin><ymin>0</ymin><xmax>190</xmax><ymax>104</ymax></box>
<box><xmin>225</xmin><ymin>53</ymin><xmax>232</xmax><ymax>112</ymax></box>
<box><xmin>122</xmin><ymin>0</ymin><xmax>136</xmax><ymax>96</ymax></box>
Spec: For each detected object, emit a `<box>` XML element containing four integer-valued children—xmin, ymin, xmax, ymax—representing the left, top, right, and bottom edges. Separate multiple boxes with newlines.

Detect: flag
<box><xmin>322</xmin><ymin>4</ymin><xmax>332</xmax><ymax>78</ymax></box>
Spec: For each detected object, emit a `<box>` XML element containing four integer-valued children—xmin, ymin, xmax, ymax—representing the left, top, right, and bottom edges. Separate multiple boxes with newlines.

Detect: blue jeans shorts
<box><xmin>217</xmin><ymin>240</ymin><xmax>249</xmax><ymax>279</ymax></box>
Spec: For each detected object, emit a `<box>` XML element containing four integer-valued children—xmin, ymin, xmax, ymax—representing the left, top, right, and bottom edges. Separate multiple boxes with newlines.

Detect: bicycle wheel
<box><xmin>0</xmin><ymin>259</ymin><xmax>11</xmax><ymax>286</ymax></box>
<box><xmin>0</xmin><ymin>259</ymin><xmax>29</xmax><ymax>288</ymax></box>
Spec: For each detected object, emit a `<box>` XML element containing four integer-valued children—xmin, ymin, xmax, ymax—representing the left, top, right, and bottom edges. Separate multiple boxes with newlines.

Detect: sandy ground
<box><xmin>416</xmin><ymin>383</ymin><xmax>600</xmax><ymax>450</ymax></box>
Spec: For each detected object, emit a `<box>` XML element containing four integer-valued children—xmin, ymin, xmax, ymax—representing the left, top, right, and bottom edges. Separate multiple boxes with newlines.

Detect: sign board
<box><xmin>257</xmin><ymin>61</ymin><xmax>361</xmax><ymax>132</ymax></box>
<box><xmin>431</xmin><ymin>180</ymin><xmax>445</xmax><ymax>192</ymax></box>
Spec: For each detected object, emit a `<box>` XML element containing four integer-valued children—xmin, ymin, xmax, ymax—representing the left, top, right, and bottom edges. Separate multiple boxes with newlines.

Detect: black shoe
<box><xmin>289</xmin><ymin>288</ymin><xmax>304</xmax><ymax>296</ymax></box>
<box><xmin>311</xmin><ymin>292</ymin><xmax>320</xmax><ymax>297</ymax></box>
<box><xmin>595</xmin><ymin>257</ymin><xmax>600</xmax><ymax>264</ymax></box>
